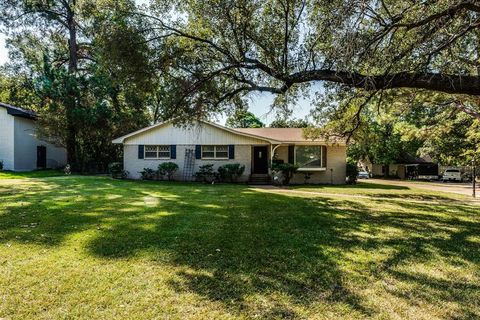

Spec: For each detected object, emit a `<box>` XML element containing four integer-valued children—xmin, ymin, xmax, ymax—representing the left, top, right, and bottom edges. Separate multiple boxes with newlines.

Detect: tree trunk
<box><xmin>65</xmin><ymin>2</ymin><xmax>79</xmax><ymax>170</ymax></box>
<box><xmin>384</xmin><ymin>165</ymin><xmax>389</xmax><ymax>178</ymax></box>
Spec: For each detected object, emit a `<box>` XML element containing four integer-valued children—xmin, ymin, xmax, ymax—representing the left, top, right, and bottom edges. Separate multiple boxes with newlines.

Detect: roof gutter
<box><xmin>0</xmin><ymin>102</ymin><xmax>37</xmax><ymax>120</ymax></box>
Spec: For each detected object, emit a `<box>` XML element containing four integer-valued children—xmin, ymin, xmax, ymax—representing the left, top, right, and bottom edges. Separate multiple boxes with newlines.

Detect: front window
<box><xmin>295</xmin><ymin>146</ymin><xmax>326</xmax><ymax>169</ymax></box>
<box><xmin>144</xmin><ymin>145</ymin><xmax>171</xmax><ymax>159</ymax></box>
<box><xmin>202</xmin><ymin>145</ymin><xmax>229</xmax><ymax>159</ymax></box>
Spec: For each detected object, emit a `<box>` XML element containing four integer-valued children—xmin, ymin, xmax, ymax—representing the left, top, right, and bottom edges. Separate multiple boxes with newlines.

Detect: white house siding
<box><xmin>274</xmin><ymin>145</ymin><xmax>347</xmax><ymax>184</ymax></box>
<box><xmin>121</xmin><ymin>122</ymin><xmax>271</xmax><ymax>180</ymax></box>
<box><xmin>119</xmin><ymin>122</ymin><xmax>346</xmax><ymax>183</ymax></box>
<box><xmin>124</xmin><ymin>144</ymin><xmax>253</xmax><ymax>181</ymax></box>
<box><xmin>0</xmin><ymin>108</ymin><xmax>14</xmax><ymax>170</ymax></box>
<box><xmin>13</xmin><ymin>117</ymin><xmax>67</xmax><ymax>171</ymax></box>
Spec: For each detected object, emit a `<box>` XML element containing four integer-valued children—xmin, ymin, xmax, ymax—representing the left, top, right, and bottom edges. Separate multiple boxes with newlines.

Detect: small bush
<box><xmin>108</xmin><ymin>162</ymin><xmax>128</xmax><ymax>179</ymax></box>
<box><xmin>195</xmin><ymin>164</ymin><xmax>217</xmax><ymax>183</ymax></box>
<box><xmin>346</xmin><ymin>162</ymin><xmax>359</xmax><ymax>184</ymax></box>
<box><xmin>217</xmin><ymin>163</ymin><xmax>245</xmax><ymax>183</ymax></box>
<box><xmin>158</xmin><ymin>162</ymin><xmax>179</xmax><ymax>181</ymax></box>
<box><xmin>272</xmin><ymin>163</ymin><xmax>298</xmax><ymax>185</ymax></box>
<box><xmin>0</xmin><ymin>160</ymin><xmax>3</xmax><ymax>171</ymax></box>
<box><xmin>140</xmin><ymin>168</ymin><xmax>156</xmax><ymax>180</ymax></box>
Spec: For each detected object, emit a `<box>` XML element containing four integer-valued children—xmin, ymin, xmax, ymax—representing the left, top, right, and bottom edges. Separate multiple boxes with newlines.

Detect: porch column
<box><xmin>270</xmin><ymin>144</ymin><xmax>282</xmax><ymax>174</ymax></box>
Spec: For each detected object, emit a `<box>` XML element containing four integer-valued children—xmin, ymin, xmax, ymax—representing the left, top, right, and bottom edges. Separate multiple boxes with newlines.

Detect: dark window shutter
<box><xmin>322</xmin><ymin>146</ymin><xmax>327</xmax><ymax>168</ymax></box>
<box><xmin>228</xmin><ymin>145</ymin><xmax>235</xmax><ymax>159</ymax></box>
<box><xmin>138</xmin><ymin>145</ymin><xmax>144</xmax><ymax>159</ymax></box>
<box><xmin>195</xmin><ymin>145</ymin><xmax>202</xmax><ymax>159</ymax></box>
<box><xmin>288</xmin><ymin>145</ymin><xmax>295</xmax><ymax>164</ymax></box>
<box><xmin>170</xmin><ymin>145</ymin><xmax>176</xmax><ymax>159</ymax></box>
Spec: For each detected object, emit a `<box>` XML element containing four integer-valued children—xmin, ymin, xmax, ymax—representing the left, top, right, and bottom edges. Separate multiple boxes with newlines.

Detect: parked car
<box><xmin>442</xmin><ymin>169</ymin><xmax>462</xmax><ymax>182</ymax></box>
<box><xmin>358</xmin><ymin>170</ymin><xmax>370</xmax><ymax>179</ymax></box>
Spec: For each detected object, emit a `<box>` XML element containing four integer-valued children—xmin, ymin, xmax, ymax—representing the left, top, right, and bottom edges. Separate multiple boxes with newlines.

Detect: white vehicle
<box><xmin>358</xmin><ymin>171</ymin><xmax>370</xmax><ymax>179</ymax></box>
<box><xmin>442</xmin><ymin>169</ymin><xmax>462</xmax><ymax>182</ymax></box>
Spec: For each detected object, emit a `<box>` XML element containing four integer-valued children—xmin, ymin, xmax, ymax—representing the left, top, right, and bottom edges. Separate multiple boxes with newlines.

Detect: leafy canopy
<box><xmin>225</xmin><ymin>110</ymin><xmax>264</xmax><ymax>128</ymax></box>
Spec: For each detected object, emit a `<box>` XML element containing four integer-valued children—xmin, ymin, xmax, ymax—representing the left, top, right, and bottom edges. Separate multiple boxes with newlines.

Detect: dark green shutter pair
<box><xmin>137</xmin><ymin>145</ymin><xmax>176</xmax><ymax>159</ymax></box>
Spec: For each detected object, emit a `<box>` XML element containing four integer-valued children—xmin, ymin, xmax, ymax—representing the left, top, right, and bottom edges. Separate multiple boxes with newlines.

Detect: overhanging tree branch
<box><xmin>284</xmin><ymin>70</ymin><xmax>480</xmax><ymax>95</ymax></box>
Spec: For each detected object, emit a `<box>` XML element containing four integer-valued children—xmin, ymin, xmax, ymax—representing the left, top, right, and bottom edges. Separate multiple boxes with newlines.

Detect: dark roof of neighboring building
<box><xmin>398</xmin><ymin>154</ymin><xmax>434</xmax><ymax>164</ymax></box>
<box><xmin>0</xmin><ymin>102</ymin><xmax>37</xmax><ymax>119</ymax></box>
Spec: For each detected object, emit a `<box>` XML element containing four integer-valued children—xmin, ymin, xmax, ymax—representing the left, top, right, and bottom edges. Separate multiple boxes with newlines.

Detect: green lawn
<box><xmin>289</xmin><ymin>181</ymin><xmax>469</xmax><ymax>200</ymax></box>
<box><xmin>0</xmin><ymin>169</ymin><xmax>65</xmax><ymax>179</ymax></box>
<box><xmin>0</xmin><ymin>173</ymin><xmax>479</xmax><ymax>319</ymax></box>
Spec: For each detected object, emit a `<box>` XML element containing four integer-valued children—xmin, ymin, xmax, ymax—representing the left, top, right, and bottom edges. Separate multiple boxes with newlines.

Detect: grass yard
<box><xmin>0</xmin><ymin>169</ymin><xmax>65</xmax><ymax>179</ymax></box>
<box><xmin>0</xmin><ymin>173</ymin><xmax>479</xmax><ymax>319</ymax></box>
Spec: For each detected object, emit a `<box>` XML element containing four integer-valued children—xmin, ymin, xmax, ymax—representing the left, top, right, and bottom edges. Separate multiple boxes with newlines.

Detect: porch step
<box><xmin>248</xmin><ymin>174</ymin><xmax>271</xmax><ymax>185</ymax></box>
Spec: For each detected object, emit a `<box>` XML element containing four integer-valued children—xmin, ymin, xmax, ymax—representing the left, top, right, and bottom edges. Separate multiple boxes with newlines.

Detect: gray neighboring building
<box><xmin>113</xmin><ymin>120</ymin><xmax>347</xmax><ymax>184</ymax></box>
<box><xmin>0</xmin><ymin>102</ymin><xmax>67</xmax><ymax>171</ymax></box>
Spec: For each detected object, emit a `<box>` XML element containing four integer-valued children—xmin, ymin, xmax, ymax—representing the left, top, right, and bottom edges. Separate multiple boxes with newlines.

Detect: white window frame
<box><xmin>144</xmin><ymin>145</ymin><xmax>171</xmax><ymax>159</ymax></box>
<box><xmin>295</xmin><ymin>145</ymin><xmax>327</xmax><ymax>171</ymax></box>
<box><xmin>201</xmin><ymin>145</ymin><xmax>229</xmax><ymax>159</ymax></box>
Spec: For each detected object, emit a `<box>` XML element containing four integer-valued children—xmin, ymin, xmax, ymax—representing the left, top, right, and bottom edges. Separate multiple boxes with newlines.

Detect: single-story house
<box><xmin>367</xmin><ymin>155</ymin><xmax>438</xmax><ymax>179</ymax></box>
<box><xmin>0</xmin><ymin>102</ymin><xmax>67</xmax><ymax>171</ymax></box>
<box><xmin>112</xmin><ymin>120</ymin><xmax>347</xmax><ymax>184</ymax></box>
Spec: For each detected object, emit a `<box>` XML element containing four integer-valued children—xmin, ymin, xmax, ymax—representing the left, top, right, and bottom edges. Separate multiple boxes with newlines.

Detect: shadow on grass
<box><xmin>0</xmin><ymin>176</ymin><xmax>479</xmax><ymax>318</ymax></box>
<box><xmin>292</xmin><ymin>181</ymin><xmax>410</xmax><ymax>191</ymax></box>
<box><xmin>290</xmin><ymin>181</ymin><xmax>470</xmax><ymax>202</ymax></box>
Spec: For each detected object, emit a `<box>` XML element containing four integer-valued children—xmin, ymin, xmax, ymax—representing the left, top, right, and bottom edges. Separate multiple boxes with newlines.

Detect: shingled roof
<box><xmin>233</xmin><ymin>127</ymin><xmax>345</xmax><ymax>144</ymax></box>
<box><xmin>0</xmin><ymin>102</ymin><xmax>37</xmax><ymax>119</ymax></box>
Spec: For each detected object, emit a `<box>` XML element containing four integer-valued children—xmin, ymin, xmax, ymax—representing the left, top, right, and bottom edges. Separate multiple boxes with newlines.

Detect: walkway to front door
<box><xmin>253</xmin><ymin>146</ymin><xmax>268</xmax><ymax>174</ymax></box>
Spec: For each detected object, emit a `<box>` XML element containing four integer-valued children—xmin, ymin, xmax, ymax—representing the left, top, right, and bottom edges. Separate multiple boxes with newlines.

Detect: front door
<box><xmin>37</xmin><ymin>146</ymin><xmax>47</xmax><ymax>169</ymax></box>
<box><xmin>253</xmin><ymin>146</ymin><xmax>268</xmax><ymax>174</ymax></box>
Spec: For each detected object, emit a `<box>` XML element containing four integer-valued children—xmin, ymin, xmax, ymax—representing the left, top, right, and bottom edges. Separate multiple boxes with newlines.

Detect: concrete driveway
<box><xmin>364</xmin><ymin>178</ymin><xmax>478</xmax><ymax>197</ymax></box>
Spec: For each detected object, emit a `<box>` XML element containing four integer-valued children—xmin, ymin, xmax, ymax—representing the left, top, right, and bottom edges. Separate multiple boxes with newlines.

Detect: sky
<box><xmin>0</xmin><ymin>16</ymin><xmax>313</xmax><ymax>126</ymax></box>
<box><xmin>0</xmin><ymin>33</ymin><xmax>7</xmax><ymax>68</ymax></box>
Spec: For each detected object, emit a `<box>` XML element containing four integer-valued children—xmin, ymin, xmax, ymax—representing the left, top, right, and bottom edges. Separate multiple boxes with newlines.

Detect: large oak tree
<box><xmin>141</xmin><ymin>0</ymin><xmax>480</xmax><ymax>119</ymax></box>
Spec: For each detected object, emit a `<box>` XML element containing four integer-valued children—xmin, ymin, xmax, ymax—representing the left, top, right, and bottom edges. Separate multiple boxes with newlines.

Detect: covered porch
<box><xmin>248</xmin><ymin>143</ymin><xmax>330</xmax><ymax>184</ymax></box>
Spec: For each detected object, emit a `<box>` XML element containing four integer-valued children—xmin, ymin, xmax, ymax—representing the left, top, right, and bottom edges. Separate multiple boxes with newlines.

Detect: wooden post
<box><xmin>473</xmin><ymin>158</ymin><xmax>477</xmax><ymax>198</ymax></box>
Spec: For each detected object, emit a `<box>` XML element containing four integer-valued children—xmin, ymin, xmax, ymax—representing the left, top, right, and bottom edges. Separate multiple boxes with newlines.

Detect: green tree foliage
<box><xmin>270</xmin><ymin>117</ymin><xmax>310</xmax><ymax>128</ymax></box>
<box><xmin>0</xmin><ymin>71</ymin><xmax>39</xmax><ymax>109</ymax></box>
<box><xmin>2</xmin><ymin>0</ymin><xmax>480</xmax><ymax>172</ymax></box>
<box><xmin>0</xmin><ymin>0</ymin><xmax>156</xmax><ymax>171</ymax></box>
<box><xmin>135</xmin><ymin>0</ymin><xmax>480</xmax><ymax>121</ymax></box>
<box><xmin>319</xmin><ymin>89</ymin><xmax>479</xmax><ymax>168</ymax></box>
<box><xmin>394</xmin><ymin>96</ymin><xmax>480</xmax><ymax>166</ymax></box>
<box><xmin>225</xmin><ymin>110</ymin><xmax>264</xmax><ymax>128</ymax></box>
